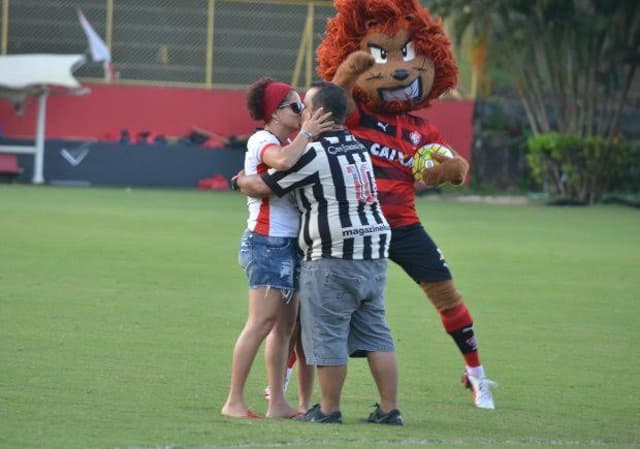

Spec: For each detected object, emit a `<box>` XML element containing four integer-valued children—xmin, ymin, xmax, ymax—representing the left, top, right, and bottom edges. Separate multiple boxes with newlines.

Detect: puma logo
<box><xmin>377</xmin><ymin>121</ymin><xmax>389</xmax><ymax>132</ymax></box>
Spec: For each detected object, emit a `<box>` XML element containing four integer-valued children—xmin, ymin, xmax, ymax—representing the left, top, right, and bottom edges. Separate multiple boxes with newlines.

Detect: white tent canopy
<box><xmin>0</xmin><ymin>54</ymin><xmax>85</xmax><ymax>183</ymax></box>
<box><xmin>0</xmin><ymin>54</ymin><xmax>83</xmax><ymax>89</ymax></box>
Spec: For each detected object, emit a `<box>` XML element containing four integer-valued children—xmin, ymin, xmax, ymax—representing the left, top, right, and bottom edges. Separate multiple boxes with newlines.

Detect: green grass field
<box><xmin>1</xmin><ymin>185</ymin><xmax>639</xmax><ymax>449</ymax></box>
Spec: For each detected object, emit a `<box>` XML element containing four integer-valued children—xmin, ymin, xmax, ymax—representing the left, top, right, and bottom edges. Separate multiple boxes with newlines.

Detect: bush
<box><xmin>527</xmin><ymin>133</ymin><xmax>632</xmax><ymax>204</ymax></box>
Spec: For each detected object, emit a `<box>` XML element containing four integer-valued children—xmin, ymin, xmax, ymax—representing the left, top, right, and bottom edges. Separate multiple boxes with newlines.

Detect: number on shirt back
<box><xmin>346</xmin><ymin>161</ymin><xmax>376</xmax><ymax>204</ymax></box>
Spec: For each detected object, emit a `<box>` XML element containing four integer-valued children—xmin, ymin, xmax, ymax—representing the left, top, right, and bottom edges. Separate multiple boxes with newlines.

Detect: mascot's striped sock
<box><xmin>265</xmin><ymin>351</ymin><xmax>298</xmax><ymax>400</ymax></box>
<box><xmin>283</xmin><ymin>352</ymin><xmax>297</xmax><ymax>391</ymax></box>
<box><xmin>287</xmin><ymin>351</ymin><xmax>297</xmax><ymax>369</ymax></box>
<box><xmin>439</xmin><ymin>302</ymin><xmax>484</xmax><ymax>376</ymax></box>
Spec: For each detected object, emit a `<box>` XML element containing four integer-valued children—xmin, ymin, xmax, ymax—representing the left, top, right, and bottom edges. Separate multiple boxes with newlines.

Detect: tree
<box><xmin>429</xmin><ymin>0</ymin><xmax>640</xmax><ymax>202</ymax></box>
<box><xmin>429</xmin><ymin>0</ymin><xmax>497</xmax><ymax>98</ymax></box>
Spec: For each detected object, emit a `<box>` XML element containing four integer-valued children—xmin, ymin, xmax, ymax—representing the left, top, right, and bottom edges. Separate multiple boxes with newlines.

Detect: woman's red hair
<box><xmin>317</xmin><ymin>0</ymin><xmax>457</xmax><ymax>102</ymax></box>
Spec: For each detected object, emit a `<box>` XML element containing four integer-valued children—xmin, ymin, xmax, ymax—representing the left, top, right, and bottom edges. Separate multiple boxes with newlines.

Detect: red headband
<box><xmin>262</xmin><ymin>82</ymin><xmax>292</xmax><ymax>120</ymax></box>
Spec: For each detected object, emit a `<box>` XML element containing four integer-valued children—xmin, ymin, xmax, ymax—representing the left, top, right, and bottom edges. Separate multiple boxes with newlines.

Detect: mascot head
<box><xmin>317</xmin><ymin>0</ymin><xmax>457</xmax><ymax>114</ymax></box>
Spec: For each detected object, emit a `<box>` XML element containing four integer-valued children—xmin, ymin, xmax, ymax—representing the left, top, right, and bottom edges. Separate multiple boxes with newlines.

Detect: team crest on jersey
<box><xmin>409</xmin><ymin>130</ymin><xmax>422</xmax><ymax>147</ymax></box>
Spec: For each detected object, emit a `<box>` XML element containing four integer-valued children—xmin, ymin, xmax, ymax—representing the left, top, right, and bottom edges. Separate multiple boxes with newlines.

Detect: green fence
<box><xmin>0</xmin><ymin>0</ymin><xmax>336</xmax><ymax>89</ymax></box>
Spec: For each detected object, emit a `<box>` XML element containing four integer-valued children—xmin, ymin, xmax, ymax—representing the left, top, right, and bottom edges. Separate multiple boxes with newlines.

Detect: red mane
<box><xmin>317</xmin><ymin>0</ymin><xmax>457</xmax><ymax>101</ymax></box>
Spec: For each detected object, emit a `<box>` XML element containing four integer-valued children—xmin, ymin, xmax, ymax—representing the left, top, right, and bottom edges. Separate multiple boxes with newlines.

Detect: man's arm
<box><xmin>233</xmin><ymin>173</ymin><xmax>273</xmax><ymax>197</ymax></box>
<box><xmin>232</xmin><ymin>145</ymin><xmax>321</xmax><ymax>198</ymax></box>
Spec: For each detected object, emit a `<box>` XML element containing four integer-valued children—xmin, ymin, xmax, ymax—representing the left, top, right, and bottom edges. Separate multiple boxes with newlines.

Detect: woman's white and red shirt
<box><xmin>244</xmin><ymin>130</ymin><xmax>299</xmax><ymax>237</ymax></box>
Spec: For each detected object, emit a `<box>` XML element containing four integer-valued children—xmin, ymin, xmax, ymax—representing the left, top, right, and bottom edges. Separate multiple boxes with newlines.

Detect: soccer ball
<box><xmin>411</xmin><ymin>143</ymin><xmax>455</xmax><ymax>181</ymax></box>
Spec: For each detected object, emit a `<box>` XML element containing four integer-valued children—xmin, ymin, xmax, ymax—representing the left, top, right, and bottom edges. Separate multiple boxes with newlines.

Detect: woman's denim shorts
<box><xmin>238</xmin><ymin>229</ymin><xmax>301</xmax><ymax>299</ymax></box>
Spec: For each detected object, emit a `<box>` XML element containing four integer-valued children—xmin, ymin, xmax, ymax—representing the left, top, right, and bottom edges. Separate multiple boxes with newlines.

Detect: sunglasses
<box><xmin>278</xmin><ymin>101</ymin><xmax>305</xmax><ymax>114</ymax></box>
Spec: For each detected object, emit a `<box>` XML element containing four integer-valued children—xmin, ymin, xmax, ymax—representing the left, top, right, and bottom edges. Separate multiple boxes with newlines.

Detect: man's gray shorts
<box><xmin>299</xmin><ymin>258</ymin><xmax>395</xmax><ymax>366</ymax></box>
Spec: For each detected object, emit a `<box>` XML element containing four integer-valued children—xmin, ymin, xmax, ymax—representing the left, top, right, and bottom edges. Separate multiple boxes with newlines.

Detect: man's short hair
<box><xmin>310</xmin><ymin>81</ymin><xmax>347</xmax><ymax>124</ymax></box>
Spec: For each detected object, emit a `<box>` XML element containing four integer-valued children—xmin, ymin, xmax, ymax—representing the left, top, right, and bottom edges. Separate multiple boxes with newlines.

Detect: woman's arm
<box><xmin>262</xmin><ymin>108</ymin><xmax>334</xmax><ymax>170</ymax></box>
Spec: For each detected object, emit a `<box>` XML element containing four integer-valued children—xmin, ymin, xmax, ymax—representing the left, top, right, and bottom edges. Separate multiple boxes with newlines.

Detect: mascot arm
<box><xmin>421</xmin><ymin>150</ymin><xmax>469</xmax><ymax>188</ymax></box>
<box><xmin>331</xmin><ymin>51</ymin><xmax>375</xmax><ymax>117</ymax></box>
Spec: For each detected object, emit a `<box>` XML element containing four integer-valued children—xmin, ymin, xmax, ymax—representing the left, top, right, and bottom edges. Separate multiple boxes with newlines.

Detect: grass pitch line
<box><xmin>105</xmin><ymin>438</ymin><xmax>618</xmax><ymax>449</ymax></box>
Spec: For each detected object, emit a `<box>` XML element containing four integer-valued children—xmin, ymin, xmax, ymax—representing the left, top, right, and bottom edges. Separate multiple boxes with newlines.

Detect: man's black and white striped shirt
<box><xmin>261</xmin><ymin>129</ymin><xmax>391</xmax><ymax>261</ymax></box>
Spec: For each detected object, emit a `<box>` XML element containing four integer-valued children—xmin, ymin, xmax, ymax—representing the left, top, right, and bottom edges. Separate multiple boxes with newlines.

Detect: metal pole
<box><xmin>205</xmin><ymin>0</ymin><xmax>215</xmax><ymax>88</ymax></box>
<box><xmin>291</xmin><ymin>5</ymin><xmax>310</xmax><ymax>87</ymax></box>
<box><xmin>105</xmin><ymin>0</ymin><xmax>114</xmax><ymax>81</ymax></box>
<box><xmin>33</xmin><ymin>88</ymin><xmax>48</xmax><ymax>184</ymax></box>
<box><xmin>305</xmin><ymin>2</ymin><xmax>314</xmax><ymax>88</ymax></box>
<box><xmin>1</xmin><ymin>0</ymin><xmax>9</xmax><ymax>54</ymax></box>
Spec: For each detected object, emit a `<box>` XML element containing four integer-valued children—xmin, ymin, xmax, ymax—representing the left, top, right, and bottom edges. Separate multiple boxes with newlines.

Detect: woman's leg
<box><xmin>221</xmin><ymin>287</ymin><xmax>283</xmax><ymax>417</ymax></box>
<box><xmin>265</xmin><ymin>293</ymin><xmax>299</xmax><ymax>417</ymax></box>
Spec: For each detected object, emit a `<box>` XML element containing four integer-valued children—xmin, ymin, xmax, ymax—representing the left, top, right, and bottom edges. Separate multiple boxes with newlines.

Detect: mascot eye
<box><xmin>369</xmin><ymin>46</ymin><xmax>388</xmax><ymax>64</ymax></box>
<box><xmin>402</xmin><ymin>41</ymin><xmax>416</xmax><ymax>62</ymax></box>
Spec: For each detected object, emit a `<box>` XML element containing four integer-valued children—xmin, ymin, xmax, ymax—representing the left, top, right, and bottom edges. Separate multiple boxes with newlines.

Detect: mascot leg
<box><xmin>420</xmin><ymin>280</ymin><xmax>479</xmax><ymax>367</ymax></box>
<box><xmin>421</xmin><ymin>280</ymin><xmax>497</xmax><ymax>409</ymax></box>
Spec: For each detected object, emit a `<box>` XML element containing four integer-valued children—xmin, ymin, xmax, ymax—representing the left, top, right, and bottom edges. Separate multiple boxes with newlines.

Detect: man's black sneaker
<box><xmin>366</xmin><ymin>403</ymin><xmax>404</xmax><ymax>425</ymax></box>
<box><xmin>294</xmin><ymin>404</ymin><xmax>343</xmax><ymax>424</ymax></box>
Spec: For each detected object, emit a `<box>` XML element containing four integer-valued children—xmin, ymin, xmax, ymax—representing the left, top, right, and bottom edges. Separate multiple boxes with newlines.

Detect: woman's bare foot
<box><xmin>266</xmin><ymin>404</ymin><xmax>300</xmax><ymax>419</ymax></box>
<box><xmin>221</xmin><ymin>403</ymin><xmax>262</xmax><ymax>419</ymax></box>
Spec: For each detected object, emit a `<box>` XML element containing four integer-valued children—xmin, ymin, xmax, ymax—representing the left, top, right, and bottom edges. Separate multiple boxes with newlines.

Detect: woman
<box><xmin>221</xmin><ymin>78</ymin><xmax>333</xmax><ymax>419</ymax></box>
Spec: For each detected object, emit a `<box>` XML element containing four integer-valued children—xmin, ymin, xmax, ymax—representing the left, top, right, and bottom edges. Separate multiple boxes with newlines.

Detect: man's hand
<box><xmin>233</xmin><ymin>170</ymin><xmax>273</xmax><ymax>197</ymax></box>
<box><xmin>421</xmin><ymin>152</ymin><xmax>469</xmax><ymax>188</ymax></box>
<box><xmin>300</xmin><ymin>107</ymin><xmax>334</xmax><ymax>140</ymax></box>
<box><xmin>230</xmin><ymin>169</ymin><xmax>245</xmax><ymax>191</ymax></box>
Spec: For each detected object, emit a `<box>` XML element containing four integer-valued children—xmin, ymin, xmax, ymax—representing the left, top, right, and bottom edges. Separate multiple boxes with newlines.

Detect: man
<box><xmin>235</xmin><ymin>81</ymin><xmax>403</xmax><ymax>425</ymax></box>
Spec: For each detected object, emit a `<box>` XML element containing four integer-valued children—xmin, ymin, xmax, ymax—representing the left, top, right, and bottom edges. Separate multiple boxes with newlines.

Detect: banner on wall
<box><xmin>11</xmin><ymin>140</ymin><xmax>245</xmax><ymax>188</ymax></box>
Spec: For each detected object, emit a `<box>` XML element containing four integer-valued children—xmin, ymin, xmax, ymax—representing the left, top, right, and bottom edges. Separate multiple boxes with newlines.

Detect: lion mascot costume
<box><xmin>317</xmin><ymin>0</ymin><xmax>496</xmax><ymax>409</ymax></box>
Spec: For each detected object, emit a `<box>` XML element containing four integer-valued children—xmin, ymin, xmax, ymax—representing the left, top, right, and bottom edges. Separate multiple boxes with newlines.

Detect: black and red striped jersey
<box><xmin>346</xmin><ymin>105</ymin><xmax>446</xmax><ymax>228</ymax></box>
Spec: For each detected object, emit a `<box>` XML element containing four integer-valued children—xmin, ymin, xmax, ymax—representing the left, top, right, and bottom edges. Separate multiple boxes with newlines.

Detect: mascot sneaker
<box><xmin>462</xmin><ymin>372</ymin><xmax>497</xmax><ymax>410</ymax></box>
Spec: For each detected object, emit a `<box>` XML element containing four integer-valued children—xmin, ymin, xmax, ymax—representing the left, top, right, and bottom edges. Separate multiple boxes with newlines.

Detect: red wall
<box><xmin>413</xmin><ymin>101</ymin><xmax>474</xmax><ymax>162</ymax></box>
<box><xmin>0</xmin><ymin>84</ymin><xmax>259</xmax><ymax>142</ymax></box>
<box><xmin>0</xmin><ymin>83</ymin><xmax>473</xmax><ymax>160</ymax></box>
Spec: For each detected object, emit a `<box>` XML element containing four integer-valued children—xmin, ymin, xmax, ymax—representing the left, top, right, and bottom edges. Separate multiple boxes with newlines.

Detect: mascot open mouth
<box><xmin>377</xmin><ymin>77</ymin><xmax>422</xmax><ymax>103</ymax></box>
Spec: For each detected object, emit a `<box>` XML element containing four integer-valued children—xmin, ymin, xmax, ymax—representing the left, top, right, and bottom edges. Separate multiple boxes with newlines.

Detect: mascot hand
<box><xmin>422</xmin><ymin>153</ymin><xmax>469</xmax><ymax>187</ymax></box>
<box><xmin>333</xmin><ymin>51</ymin><xmax>375</xmax><ymax>89</ymax></box>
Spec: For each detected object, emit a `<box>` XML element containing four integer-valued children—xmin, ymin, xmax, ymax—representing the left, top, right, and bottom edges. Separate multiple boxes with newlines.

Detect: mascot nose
<box><xmin>392</xmin><ymin>69</ymin><xmax>409</xmax><ymax>81</ymax></box>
